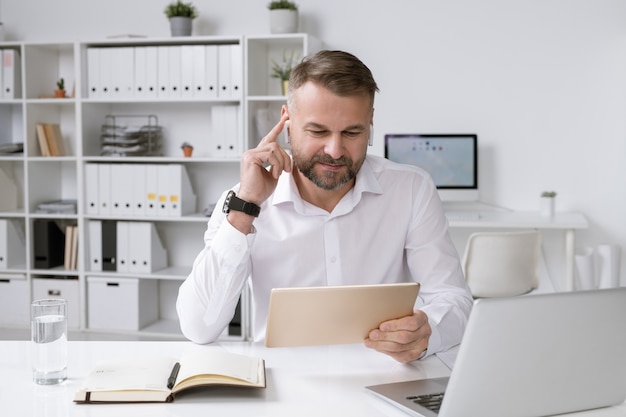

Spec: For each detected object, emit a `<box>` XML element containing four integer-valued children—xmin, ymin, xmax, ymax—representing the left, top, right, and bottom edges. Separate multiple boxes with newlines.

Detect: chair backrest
<box><xmin>462</xmin><ymin>231</ymin><xmax>542</xmax><ymax>298</ymax></box>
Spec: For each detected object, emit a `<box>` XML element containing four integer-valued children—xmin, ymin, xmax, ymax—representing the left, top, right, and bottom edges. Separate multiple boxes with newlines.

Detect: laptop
<box><xmin>367</xmin><ymin>288</ymin><xmax>626</xmax><ymax>417</ymax></box>
<box><xmin>265</xmin><ymin>283</ymin><xmax>420</xmax><ymax>347</ymax></box>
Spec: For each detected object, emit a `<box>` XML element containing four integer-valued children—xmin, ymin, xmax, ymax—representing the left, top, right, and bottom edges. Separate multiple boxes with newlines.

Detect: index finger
<box><xmin>259</xmin><ymin>113</ymin><xmax>290</xmax><ymax>147</ymax></box>
<box><xmin>379</xmin><ymin>310</ymin><xmax>423</xmax><ymax>332</ymax></box>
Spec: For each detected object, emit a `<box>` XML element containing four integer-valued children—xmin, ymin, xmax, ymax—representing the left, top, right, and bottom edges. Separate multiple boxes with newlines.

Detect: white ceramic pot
<box><xmin>540</xmin><ymin>196</ymin><xmax>555</xmax><ymax>217</ymax></box>
<box><xmin>169</xmin><ymin>17</ymin><xmax>193</xmax><ymax>37</ymax></box>
<box><xmin>270</xmin><ymin>10</ymin><xmax>298</xmax><ymax>34</ymax></box>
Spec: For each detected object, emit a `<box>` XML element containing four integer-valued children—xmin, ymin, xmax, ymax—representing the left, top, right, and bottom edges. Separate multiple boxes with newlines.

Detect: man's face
<box><xmin>288</xmin><ymin>82</ymin><xmax>373</xmax><ymax>191</ymax></box>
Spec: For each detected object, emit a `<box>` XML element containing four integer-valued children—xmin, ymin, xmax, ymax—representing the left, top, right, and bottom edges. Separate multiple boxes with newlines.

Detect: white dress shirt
<box><xmin>177</xmin><ymin>154</ymin><xmax>473</xmax><ymax>356</ymax></box>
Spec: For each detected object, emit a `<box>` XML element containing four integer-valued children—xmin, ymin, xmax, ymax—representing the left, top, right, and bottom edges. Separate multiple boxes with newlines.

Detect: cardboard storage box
<box><xmin>32</xmin><ymin>277</ymin><xmax>80</xmax><ymax>329</ymax></box>
<box><xmin>87</xmin><ymin>276</ymin><xmax>158</xmax><ymax>331</ymax></box>
<box><xmin>0</xmin><ymin>274</ymin><xmax>29</xmax><ymax>327</ymax></box>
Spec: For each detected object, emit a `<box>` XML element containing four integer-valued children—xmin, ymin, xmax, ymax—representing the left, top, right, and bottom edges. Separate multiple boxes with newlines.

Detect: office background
<box><xmin>2</xmin><ymin>0</ymin><xmax>624</xmax><ymax>287</ymax></box>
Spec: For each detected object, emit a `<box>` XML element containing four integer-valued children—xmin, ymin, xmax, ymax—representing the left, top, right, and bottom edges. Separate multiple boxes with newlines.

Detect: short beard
<box><xmin>293</xmin><ymin>152</ymin><xmax>364</xmax><ymax>191</ymax></box>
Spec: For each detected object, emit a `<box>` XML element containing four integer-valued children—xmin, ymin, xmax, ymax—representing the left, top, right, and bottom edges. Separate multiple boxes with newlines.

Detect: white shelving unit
<box><xmin>0</xmin><ymin>33</ymin><xmax>321</xmax><ymax>340</ymax></box>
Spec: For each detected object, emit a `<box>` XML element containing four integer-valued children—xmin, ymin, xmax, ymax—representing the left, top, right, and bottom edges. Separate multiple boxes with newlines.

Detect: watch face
<box><xmin>222</xmin><ymin>190</ymin><xmax>235</xmax><ymax>214</ymax></box>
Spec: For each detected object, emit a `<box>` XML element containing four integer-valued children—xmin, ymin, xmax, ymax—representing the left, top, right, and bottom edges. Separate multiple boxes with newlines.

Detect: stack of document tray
<box><xmin>100</xmin><ymin>115</ymin><xmax>163</xmax><ymax>157</ymax></box>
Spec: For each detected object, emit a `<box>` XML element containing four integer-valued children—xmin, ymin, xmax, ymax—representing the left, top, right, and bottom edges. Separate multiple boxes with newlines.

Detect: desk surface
<box><xmin>2</xmin><ymin>340</ymin><xmax>625</xmax><ymax>417</ymax></box>
<box><xmin>446</xmin><ymin>209</ymin><xmax>589</xmax><ymax>229</ymax></box>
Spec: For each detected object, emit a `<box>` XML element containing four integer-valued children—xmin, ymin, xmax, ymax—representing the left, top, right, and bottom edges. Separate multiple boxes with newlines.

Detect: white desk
<box><xmin>2</xmin><ymin>340</ymin><xmax>624</xmax><ymax>417</ymax></box>
<box><xmin>446</xmin><ymin>208</ymin><xmax>589</xmax><ymax>291</ymax></box>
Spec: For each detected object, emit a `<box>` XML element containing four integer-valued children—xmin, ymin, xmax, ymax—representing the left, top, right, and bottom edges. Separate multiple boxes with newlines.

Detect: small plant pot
<box><xmin>54</xmin><ymin>89</ymin><xmax>65</xmax><ymax>98</ymax></box>
<box><xmin>540</xmin><ymin>196</ymin><xmax>555</xmax><ymax>217</ymax></box>
<box><xmin>281</xmin><ymin>80</ymin><xmax>289</xmax><ymax>96</ymax></box>
<box><xmin>182</xmin><ymin>146</ymin><xmax>193</xmax><ymax>157</ymax></box>
<box><xmin>170</xmin><ymin>17</ymin><xmax>193</xmax><ymax>37</ymax></box>
<box><xmin>270</xmin><ymin>9</ymin><xmax>298</xmax><ymax>34</ymax></box>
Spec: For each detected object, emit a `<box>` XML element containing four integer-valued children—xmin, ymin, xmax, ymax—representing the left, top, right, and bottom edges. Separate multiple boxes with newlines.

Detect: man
<box><xmin>177</xmin><ymin>50</ymin><xmax>473</xmax><ymax>363</ymax></box>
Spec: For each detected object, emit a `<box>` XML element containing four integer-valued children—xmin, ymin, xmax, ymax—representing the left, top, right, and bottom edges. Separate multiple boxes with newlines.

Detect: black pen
<box><xmin>167</xmin><ymin>362</ymin><xmax>180</xmax><ymax>389</ymax></box>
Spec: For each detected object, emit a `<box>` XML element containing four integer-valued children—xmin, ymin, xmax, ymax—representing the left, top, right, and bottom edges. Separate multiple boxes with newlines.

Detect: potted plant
<box><xmin>271</xmin><ymin>49</ymin><xmax>300</xmax><ymax>95</ymax></box>
<box><xmin>181</xmin><ymin>141</ymin><xmax>194</xmax><ymax>157</ymax></box>
<box><xmin>164</xmin><ymin>0</ymin><xmax>198</xmax><ymax>37</ymax></box>
<box><xmin>268</xmin><ymin>0</ymin><xmax>298</xmax><ymax>34</ymax></box>
<box><xmin>540</xmin><ymin>191</ymin><xmax>557</xmax><ymax>217</ymax></box>
<box><xmin>55</xmin><ymin>78</ymin><xmax>65</xmax><ymax>98</ymax></box>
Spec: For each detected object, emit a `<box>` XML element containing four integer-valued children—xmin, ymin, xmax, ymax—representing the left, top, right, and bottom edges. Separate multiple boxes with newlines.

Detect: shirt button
<box><xmin>330</xmin><ymin>256</ymin><xmax>337</xmax><ymax>263</ymax></box>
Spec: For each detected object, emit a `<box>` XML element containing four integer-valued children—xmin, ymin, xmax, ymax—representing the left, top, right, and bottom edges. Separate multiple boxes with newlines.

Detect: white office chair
<box><xmin>462</xmin><ymin>231</ymin><xmax>542</xmax><ymax>298</ymax></box>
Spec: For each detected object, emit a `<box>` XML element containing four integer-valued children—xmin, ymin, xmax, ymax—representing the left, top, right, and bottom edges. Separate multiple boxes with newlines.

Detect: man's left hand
<box><xmin>364</xmin><ymin>310</ymin><xmax>431</xmax><ymax>363</ymax></box>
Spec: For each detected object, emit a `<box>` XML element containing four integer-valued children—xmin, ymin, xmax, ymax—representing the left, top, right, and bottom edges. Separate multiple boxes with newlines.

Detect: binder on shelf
<box><xmin>131</xmin><ymin>164</ymin><xmax>147</xmax><ymax>216</ymax></box>
<box><xmin>0</xmin><ymin>219</ymin><xmax>25</xmax><ymax>270</ymax></box>
<box><xmin>133</xmin><ymin>46</ymin><xmax>147</xmax><ymax>98</ymax></box>
<box><xmin>0</xmin><ymin>167</ymin><xmax>18</xmax><ymax>212</ymax></box>
<box><xmin>168</xmin><ymin>45</ymin><xmax>182</xmax><ymax>98</ymax></box>
<box><xmin>156</xmin><ymin>164</ymin><xmax>196</xmax><ymax>217</ymax></box>
<box><xmin>180</xmin><ymin>45</ymin><xmax>194</xmax><ymax>98</ymax></box>
<box><xmin>217</xmin><ymin>44</ymin><xmax>232</xmax><ymax>98</ymax></box>
<box><xmin>230</xmin><ymin>44</ymin><xmax>242</xmax><ymax>99</ymax></box>
<box><xmin>2</xmin><ymin>49</ymin><xmax>21</xmax><ymax>99</ymax></box>
<box><xmin>205</xmin><ymin>45</ymin><xmax>218</xmax><ymax>99</ymax></box>
<box><xmin>88</xmin><ymin>220</ymin><xmax>102</xmax><ymax>272</ymax></box>
<box><xmin>85</xmin><ymin>164</ymin><xmax>99</xmax><ymax>215</ymax></box>
<box><xmin>116</xmin><ymin>221</ymin><xmax>130</xmax><ymax>273</ymax></box>
<box><xmin>101</xmin><ymin>220</ymin><xmax>117</xmax><ymax>271</ymax></box>
<box><xmin>64</xmin><ymin>224</ymin><xmax>74</xmax><ymax>270</ymax></box>
<box><xmin>223</xmin><ymin>105</ymin><xmax>240</xmax><ymax>157</ymax></box>
<box><xmin>111</xmin><ymin>47</ymin><xmax>134</xmax><ymax>99</ymax></box>
<box><xmin>35</xmin><ymin>123</ymin><xmax>51</xmax><ymax>157</ymax></box>
<box><xmin>157</xmin><ymin>46</ymin><xmax>170</xmax><ymax>99</ymax></box>
<box><xmin>110</xmin><ymin>164</ymin><xmax>134</xmax><ymax>216</ymax></box>
<box><xmin>191</xmin><ymin>44</ymin><xmax>206</xmax><ymax>98</ymax></box>
<box><xmin>99</xmin><ymin>47</ymin><xmax>113</xmax><ymax>98</ymax></box>
<box><xmin>98</xmin><ymin>163</ymin><xmax>111</xmax><ymax>216</ymax></box>
<box><xmin>145</xmin><ymin>46</ymin><xmax>159</xmax><ymax>99</ymax></box>
<box><xmin>87</xmin><ymin>47</ymin><xmax>101</xmax><ymax>98</ymax></box>
<box><xmin>145</xmin><ymin>164</ymin><xmax>159</xmax><ymax>216</ymax></box>
<box><xmin>43</xmin><ymin>123</ymin><xmax>66</xmax><ymax>156</ymax></box>
<box><xmin>33</xmin><ymin>220</ymin><xmax>65</xmax><ymax>269</ymax></box>
<box><xmin>128</xmin><ymin>221</ymin><xmax>167</xmax><ymax>273</ymax></box>
<box><xmin>70</xmin><ymin>224</ymin><xmax>78</xmax><ymax>270</ymax></box>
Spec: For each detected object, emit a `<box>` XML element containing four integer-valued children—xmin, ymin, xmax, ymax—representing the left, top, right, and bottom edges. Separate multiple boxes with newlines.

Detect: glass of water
<box><xmin>31</xmin><ymin>299</ymin><xmax>68</xmax><ymax>385</ymax></box>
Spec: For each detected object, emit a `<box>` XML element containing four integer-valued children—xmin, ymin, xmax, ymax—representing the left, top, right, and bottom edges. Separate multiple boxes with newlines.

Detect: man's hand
<box><xmin>237</xmin><ymin>112</ymin><xmax>292</xmax><ymax>205</ymax></box>
<box><xmin>364</xmin><ymin>310</ymin><xmax>432</xmax><ymax>363</ymax></box>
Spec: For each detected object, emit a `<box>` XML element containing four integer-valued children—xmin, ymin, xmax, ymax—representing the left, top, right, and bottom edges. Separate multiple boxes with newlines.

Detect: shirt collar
<box><xmin>271</xmin><ymin>155</ymin><xmax>383</xmax><ymax>215</ymax></box>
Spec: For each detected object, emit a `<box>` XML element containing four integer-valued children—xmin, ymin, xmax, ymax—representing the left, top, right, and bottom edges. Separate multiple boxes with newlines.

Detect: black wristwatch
<box><xmin>222</xmin><ymin>190</ymin><xmax>261</xmax><ymax>217</ymax></box>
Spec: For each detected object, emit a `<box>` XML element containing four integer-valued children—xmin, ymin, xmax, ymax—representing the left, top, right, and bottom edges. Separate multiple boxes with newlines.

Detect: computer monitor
<box><xmin>384</xmin><ymin>133</ymin><xmax>478</xmax><ymax>202</ymax></box>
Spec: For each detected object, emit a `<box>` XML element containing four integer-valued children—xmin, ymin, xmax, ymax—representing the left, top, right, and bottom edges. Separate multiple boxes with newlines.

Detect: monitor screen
<box><xmin>384</xmin><ymin>134</ymin><xmax>478</xmax><ymax>201</ymax></box>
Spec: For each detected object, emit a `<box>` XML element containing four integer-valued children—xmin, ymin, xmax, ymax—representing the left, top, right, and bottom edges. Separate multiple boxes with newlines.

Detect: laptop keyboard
<box><xmin>406</xmin><ymin>392</ymin><xmax>445</xmax><ymax>413</ymax></box>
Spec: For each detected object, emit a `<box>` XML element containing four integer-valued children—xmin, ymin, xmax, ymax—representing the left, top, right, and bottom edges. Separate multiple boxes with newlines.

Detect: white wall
<box><xmin>2</xmin><ymin>0</ymin><xmax>625</xmax><ymax>287</ymax></box>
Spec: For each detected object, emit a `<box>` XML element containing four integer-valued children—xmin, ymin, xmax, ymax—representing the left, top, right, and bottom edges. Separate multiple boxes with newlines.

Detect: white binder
<box><xmin>1</xmin><ymin>49</ymin><xmax>21</xmax><ymax>99</ymax></box>
<box><xmin>88</xmin><ymin>220</ymin><xmax>102</xmax><ymax>272</ymax></box>
<box><xmin>131</xmin><ymin>164</ymin><xmax>147</xmax><ymax>216</ymax></box>
<box><xmin>144</xmin><ymin>46</ymin><xmax>158</xmax><ymax>99</ymax></box>
<box><xmin>223</xmin><ymin>105</ymin><xmax>240</xmax><ymax>157</ymax></box>
<box><xmin>205</xmin><ymin>45</ymin><xmax>218</xmax><ymax>99</ymax></box>
<box><xmin>156</xmin><ymin>164</ymin><xmax>171</xmax><ymax>217</ymax></box>
<box><xmin>110</xmin><ymin>164</ymin><xmax>134</xmax><ymax>216</ymax></box>
<box><xmin>128</xmin><ymin>222</ymin><xmax>167</xmax><ymax>273</ymax></box>
<box><xmin>85</xmin><ymin>163</ymin><xmax>99</xmax><ymax>215</ymax></box>
<box><xmin>230</xmin><ymin>44</ymin><xmax>242</xmax><ymax>99</ymax></box>
<box><xmin>167</xmin><ymin>164</ymin><xmax>197</xmax><ymax>216</ymax></box>
<box><xmin>180</xmin><ymin>45</ymin><xmax>194</xmax><ymax>98</ymax></box>
<box><xmin>0</xmin><ymin>219</ymin><xmax>25</xmax><ymax>270</ymax></box>
<box><xmin>168</xmin><ymin>45</ymin><xmax>182</xmax><ymax>98</ymax></box>
<box><xmin>116</xmin><ymin>221</ymin><xmax>130</xmax><ymax>273</ymax></box>
<box><xmin>97</xmin><ymin>163</ymin><xmax>111</xmax><ymax>216</ymax></box>
<box><xmin>157</xmin><ymin>46</ymin><xmax>170</xmax><ymax>99</ymax></box>
<box><xmin>144</xmin><ymin>164</ymin><xmax>159</xmax><ymax>216</ymax></box>
<box><xmin>111</xmin><ymin>47</ymin><xmax>134</xmax><ymax>99</ymax></box>
<box><xmin>191</xmin><ymin>45</ymin><xmax>206</xmax><ymax>98</ymax></box>
<box><xmin>86</xmin><ymin>48</ymin><xmax>101</xmax><ymax>98</ymax></box>
<box><xmin>217</xmin><ymin>44</ymin><xmax>232</xmax><ymax>98</ymax></box>
<box><xmin>133</xmin><ymin>46</ymin><xmax>147</xmax><ymax>98</ymax></box>
<box><xmin>211</xmin><ymin>106</ymin><xmax>227</xmax><ymax>157</ymax></box>
<box><xmin>99</xmin><ymin>47</ymin><xmax>113</xmax><ymax>98</ymax></box>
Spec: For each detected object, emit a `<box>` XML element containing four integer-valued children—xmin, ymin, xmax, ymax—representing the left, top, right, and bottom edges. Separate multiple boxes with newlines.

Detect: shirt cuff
<box><xmin>421</xmin><ymin>317</ymin><xmax>442</xmax><ymax>360</ymax></box>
